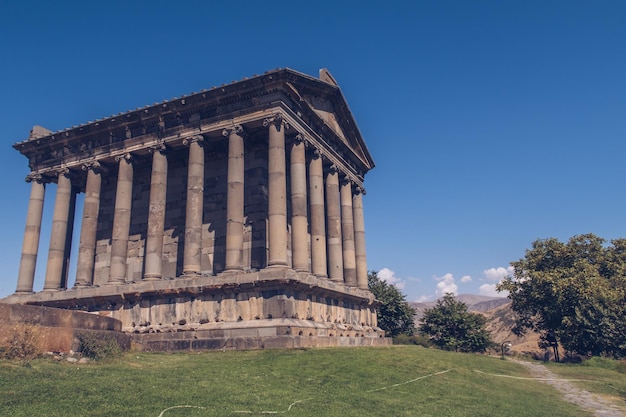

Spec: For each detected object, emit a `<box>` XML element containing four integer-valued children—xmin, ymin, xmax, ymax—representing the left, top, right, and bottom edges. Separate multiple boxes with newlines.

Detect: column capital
<box><xmin>114</xmin><ymin>152</ymin><xmax>133</xmax><ymax>163</ymax></box>
<box><xmin>25</xmin><ymin>173</ymin><xmax>45</xmax><ymax>184</ymax></box>
<box><xmin>82</xmin><ymin>160</ymin><xmax>105</xmax><ymax>174</ymax></box>
<box><xmin>182</xmin><ymin>135</ymin><xmax>204</xmax><ymax>146</ymax></box>
<box><xmin>311</xmin><ymin>147</ymin><xmax>323</xmax><ymax>160</ymax></box>
<box><xmin>327</xmin><ymin>164</ymin><xmax>339</xmax><ymax>174</ymax></box>
<box><xmin>294</xmin><ymin>133</ymin><xmax>308</xmax><ymax>146</ymax></box>
<box><xmin>263</xmin><ymin>113</ymin><xmax>290</xmax><ymax>131</ymax></box>
<box><xmin>149</xmin><ymin>142</ymin><xmax>167</xmax><ymax>154</ymax></box>
<box><xmin>340</xmin><ymin>175</ymin><xmax>354</xmax><ymax>187</ymax></box>
<box><xmin>355</xmin><ymin>185</ymin><xmax>366</xmax><ymax>195</ymax></box>
<box><xmin>222</xmin><ymin>125</ymin><xmax>245</xmax><ymax>138</ymax></box>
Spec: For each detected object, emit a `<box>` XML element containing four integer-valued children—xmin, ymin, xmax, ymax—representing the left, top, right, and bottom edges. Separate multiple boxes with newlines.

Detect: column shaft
<box><xmin>145</xmin><ymin>147</ymin><xmax>168</xmax><ymax>279</ymax></box>
<box><xmin>308</xmin><ymin>152</ymin><xmax>327</xmax><ymax>277</ymax></box>
<box><xmin>290</xmin><ymin>137</ymin><xmax>309</xmax><ymax>272</ymax></box>
<box><xmin>109</xmin><ymin>155</ymin><xmax>133</xmax><ymax>283</ymax></box>
<box><xmin>75</xmin><ymin>164</ymin><xmax>102</xmax><ymax>286</ymax></box>
<box><xmin>16</xmin><ymin>178</ymin><xmax>45</xmax><ymax>293</ymax></box>
<box><xmin>340</xmin><ymin>180</ymin><xmax>357</xmax><ymax>286</ymax></box>
<box><xmin>325</xmin><ymin>167</ymin><xmax>343</xmax><ymax>281</ymax></box>
<box><xmin>183</xmin><ymin>137</ymin><xmax>204</xmax><ymax>275</ymax></box>
<box><xmin>224</xmin><ymin>127</ymin><xmax>244</xmax><ymax>272</ymax></box>
<box><xmin>267</xmin><ymin>119</ymin><xmax>288</xmax><ymax>267</ymax></box>
<box><xmin>353</xmin><ymin>189</ymin><xmax>368</xmax><ymax>290</ymax></box>
<box><xmin>44</xmin><ymin>171</ymin><xmax>73</xmax><ymax>290</ymax></box>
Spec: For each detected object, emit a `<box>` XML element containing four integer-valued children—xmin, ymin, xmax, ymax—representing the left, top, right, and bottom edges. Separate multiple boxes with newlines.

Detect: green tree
<box><xmin>368</xmin><ymin>271</ymin><xmax>416</xmax><ymax>337</ymax></box>
<box><xmin>497</xmin><ymin>234</ymin><xmax>626</xmax><ymax>359</ymax></box>
<box><xmin>419</xmin><ymin>293</ymin><xmax>493</xmax><ymax>353</ymax></box>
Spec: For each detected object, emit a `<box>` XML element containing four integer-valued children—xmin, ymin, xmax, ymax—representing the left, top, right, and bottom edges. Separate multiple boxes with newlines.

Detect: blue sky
<box><xmin>1</xmin><ymin>1</ymin><xmax>625</xmax><ymax>302</ymax></box>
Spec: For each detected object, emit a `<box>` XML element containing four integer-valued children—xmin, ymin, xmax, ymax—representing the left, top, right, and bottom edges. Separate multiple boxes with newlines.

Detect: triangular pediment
<box><xmin>284</xmin><ymin>69</ymin><xmax>375</xmax><ymax>171</ymax></box>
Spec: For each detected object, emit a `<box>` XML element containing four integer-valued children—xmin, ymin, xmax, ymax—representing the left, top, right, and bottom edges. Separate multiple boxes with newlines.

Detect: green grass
<box><xmin>0</xmin><ymin>346</ymin><xmax>603</xmax><ymax>417</ymax></box>
<box><xmin>543</xmin><ymin>357</ymin><xmax>626</xmax><ymax>406</ymax></box>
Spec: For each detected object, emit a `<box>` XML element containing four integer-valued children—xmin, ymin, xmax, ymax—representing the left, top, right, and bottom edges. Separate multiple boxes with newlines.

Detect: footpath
<box><xmin>512</xmin><ymin>359</ymin><xmax>626</xmax><ymax>417</ymax></box>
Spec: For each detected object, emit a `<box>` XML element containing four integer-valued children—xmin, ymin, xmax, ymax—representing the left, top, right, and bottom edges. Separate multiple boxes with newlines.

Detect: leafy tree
<box><xmin>497</xmin><ymin>234</ymin><xmax>626</xmax><ymax>359</ymax></box>
<box><xmin>368</xmin><ymin>271</ymin><xmax>416</xmax><ymax>337</ymax></box>
<box><xmin>419</xmin><ymin>293</ymin><xmax>493</xmax><ymax>353</ymax></box>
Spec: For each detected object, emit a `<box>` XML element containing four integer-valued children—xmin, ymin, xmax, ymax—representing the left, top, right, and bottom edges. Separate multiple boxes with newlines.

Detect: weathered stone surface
<box><xmin>0</xmin><ymin>303</ymin><xmax>128</xmax><ymax>353</ymax></box>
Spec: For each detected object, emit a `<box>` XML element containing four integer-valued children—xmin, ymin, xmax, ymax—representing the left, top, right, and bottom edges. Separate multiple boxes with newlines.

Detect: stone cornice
<box><xmin>14</xmin><ymin>69</ymin><xmax>373</xmax><ymax>185</ymax></box>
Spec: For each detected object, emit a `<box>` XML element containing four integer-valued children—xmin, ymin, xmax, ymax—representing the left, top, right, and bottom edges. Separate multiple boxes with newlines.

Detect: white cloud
<box><xmin>378</xmin><ymin>267</ymin><xmax>406</xmax><ymax>289</ymax></box>
<box><xmin>479</xmin><ymin>283</ymin><xmax>508</xmax><ymax>297</ymax></box>
<box><xmin>483</xmin><ymin>266</ymin><xmax>514</xmax><ymax>282</ymax></box>
<box><xmin>435</xmin><ymin>273</ymin><xmax>458</xmax><ymax>297</ymax></box>
<box><xmin>460</xmin><ymin>275</ymin><xmax>472</xmax><ymax>283</ymax></box>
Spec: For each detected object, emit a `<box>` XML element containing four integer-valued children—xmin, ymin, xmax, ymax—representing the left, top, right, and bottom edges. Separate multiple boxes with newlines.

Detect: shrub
<box><xmin>582</xmin><ymin>356</ymin><xmax>626</xmax><ymax>374</ymax></box>
<box><xmin>1</xmin><ymin>324</ymin><xmax>41</xmax><ymax>363</ymax></box>
<box><xmin>77</xmin><ymin>332</ymin><xmax>122</xmax><ymax>361</ymax></box>
<box><xmin>393</xmin><ymin>334</ymin><xmax>432</xmax><ymax>348</ymax></box>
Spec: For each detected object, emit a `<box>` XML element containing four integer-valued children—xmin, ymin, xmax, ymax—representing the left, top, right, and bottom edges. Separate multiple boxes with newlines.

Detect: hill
<box><xmin>0</xmin><ymin>346</ymin><xmax>596</xmax><ymax>416</ymax></box>
<box><xmin>410</xmin><ymin>294</ymin><xmax>541</xmax><ymax>354</ymax></box>
<box><xmin>409</xmin><ymin>294</ymin><xmax>510</xmax><ymax>321</ymax></box>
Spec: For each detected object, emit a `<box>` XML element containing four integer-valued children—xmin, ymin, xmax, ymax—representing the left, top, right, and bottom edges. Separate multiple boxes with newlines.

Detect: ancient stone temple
<box><xmin>5</xmin><ymin>68</ymin><xmax>388</xmax><ymax>350</ymax></box>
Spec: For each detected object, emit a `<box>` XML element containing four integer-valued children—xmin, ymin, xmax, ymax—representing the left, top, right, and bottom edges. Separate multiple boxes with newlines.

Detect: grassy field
<box><xmin>543</xmin><ymin>356</ymin><xmax>626</xmax><ymax>407</ymax></box>
<box><xmin>0</xmin><ymin>345</ymin><xmax>616</xmax><ymax>417</ymax></box>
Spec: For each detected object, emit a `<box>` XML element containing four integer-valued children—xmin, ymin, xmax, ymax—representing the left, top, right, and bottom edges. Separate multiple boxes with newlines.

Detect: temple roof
<box><xmin>14</xmin><ymin>68</ymin><xmax>375</xmax><ymax>177</ymax></box>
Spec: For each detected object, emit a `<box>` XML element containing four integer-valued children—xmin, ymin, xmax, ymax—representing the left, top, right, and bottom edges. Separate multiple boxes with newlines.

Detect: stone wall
<box><xmin>0</xmin><ymin>303</ymin><xmax>129</xmax><ymax>353</ymax></box>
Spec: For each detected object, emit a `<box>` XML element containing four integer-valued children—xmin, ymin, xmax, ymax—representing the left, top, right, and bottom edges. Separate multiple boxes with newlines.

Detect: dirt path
<box><xmin>512</xmin><ymin>359</ymin><xmax>625</xmax><ymax>417</ymax></box>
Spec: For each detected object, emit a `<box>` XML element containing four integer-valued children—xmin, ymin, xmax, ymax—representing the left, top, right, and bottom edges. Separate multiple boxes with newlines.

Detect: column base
<box><xmin>267</xmin><ymin>263</ymin><xmax>289</xmax><ymax>268</ymax></box>
<box><xmin>142</xmin><ymin>275</ymin><xmax>162</xmax><ymax>281</ymax></box>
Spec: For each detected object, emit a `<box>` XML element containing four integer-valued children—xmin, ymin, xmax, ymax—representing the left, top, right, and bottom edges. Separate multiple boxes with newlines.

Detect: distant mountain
<box><xmin>408</xmin><ymin>294</ymin><xmax>509</xmax><ymax>320</ymax></box>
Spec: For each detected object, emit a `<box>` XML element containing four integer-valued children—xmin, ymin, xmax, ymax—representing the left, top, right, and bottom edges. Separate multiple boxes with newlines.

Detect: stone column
<box><xmin>290</xmin><ymin>134</ymin><xmax>309</xmax><ymax>272</ymax></box>
<box><xmin>340</xmin><ymin>178</ymin><xmax>357</xmax><ymax>286</ymax></box>
<box><xmin>16</xmin><ymin>175</ymin><xmax>46</xmax><ymax>293</ymax></box>
<box><xmin>264</xmin><ymin>114</ymin><xmax>288</xmax><ymax>268</ymax></box>
<box><xmin>325</xmin><ymin>165</ymin><xmax>343</xmax><ymax>282</ymax></box>
<box><xmin>182</xmin><ymin>136</ymin><xmax>204</xmax><ymax>276</ymax></box>
<box><xmin>43</xmin><ymin>169</ymin><xmax>74</xmax><ymax>291</ymax></box>
<box><xmin>75</xmin><ymin>162</ymin><xmax>103</xmax><ymax>287</ymax></box>
<box><xmin>223</xmin><ymin>125</ymin><xmax>244</xmax><ymax>272</ymax></box>
<box><xmin>144</xmin><ymin>144</ymin><xmax>168</xmax><ymax>280</ymax></box>
<box><xmin>353</xmin><ymin>187</ymin><xmax>368</xmax><ymax>290</ymax></box>
<box><xmin>108</xmin><ymin>153</ymin><xmax>133</xmax><ymax>283</ymax></box>
<box><xmin>308</xmin><ymin>149</ymin><xmax>327</xmax><ymax>278</ymax></box>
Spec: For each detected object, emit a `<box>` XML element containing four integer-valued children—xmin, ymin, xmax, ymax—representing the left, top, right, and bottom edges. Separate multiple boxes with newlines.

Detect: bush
<box><xmin>582</xmin><ymin>356</ymin><xmax>626</xmax><ymax>374</ymax></box>
<box><xmin>393</xmin><ymin>334</ymin><xmax>432</xmax><ymax>348</ymax></box>
<box><xmin>77</xmin><ymin>332</ymin><xmax>122</xmax><ymax>361</ymax></box>
<box><xmin>1</xmin><ymin>324</ymin><xmax>41</xmax><ymax>363</ymax></box>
